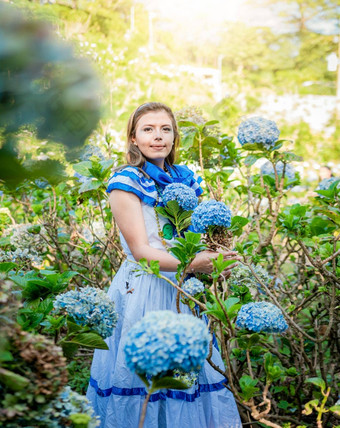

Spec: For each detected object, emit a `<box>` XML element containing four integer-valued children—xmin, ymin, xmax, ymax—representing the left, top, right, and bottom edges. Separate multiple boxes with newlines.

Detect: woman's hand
<box><xmin>188</xmin><ymin>250</ymin><xmax>241</xmax><ymax>276</ymax></box>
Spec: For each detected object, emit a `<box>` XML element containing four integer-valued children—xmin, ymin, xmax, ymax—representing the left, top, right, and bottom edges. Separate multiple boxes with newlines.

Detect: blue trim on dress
<box><xmin>106</xmin><ymin>183</ymin><xmax>157</xmax><ymax>206</ymax></box>
<box><xmin>89</xmin><ymin>376</ymin><xmax>228</xmax><ymax>402</ymax></box>
<box><xmin>110</xmin><ymin>169</ymin><xmax>156</xmax><ymax>189</ymax></box>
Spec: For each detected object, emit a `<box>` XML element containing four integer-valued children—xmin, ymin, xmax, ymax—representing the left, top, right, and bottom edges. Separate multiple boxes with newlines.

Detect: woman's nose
<box><xmin>154</xmin><ymin>129</ymin><xmax>162</xmax><ymax>139</ymax></box>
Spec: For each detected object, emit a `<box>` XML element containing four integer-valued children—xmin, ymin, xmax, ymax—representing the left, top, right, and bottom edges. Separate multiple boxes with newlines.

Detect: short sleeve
<box><xmin>106</xmin><ymin>167</ymin><xmax>158</xmax><ymax>206</ymax></box>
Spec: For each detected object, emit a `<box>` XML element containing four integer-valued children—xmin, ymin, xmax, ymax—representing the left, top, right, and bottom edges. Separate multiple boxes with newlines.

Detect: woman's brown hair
<box><xmin>126</xmin><ymin>102</ymin><xmax>179</xmax><ymax>168</ymax></box>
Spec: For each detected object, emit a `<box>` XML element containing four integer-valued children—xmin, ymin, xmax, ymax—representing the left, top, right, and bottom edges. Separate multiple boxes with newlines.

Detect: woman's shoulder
<box><xmin>107</xmin><ymin>165</ymin><xmax>157</xmax><ymax>206</ymax></box>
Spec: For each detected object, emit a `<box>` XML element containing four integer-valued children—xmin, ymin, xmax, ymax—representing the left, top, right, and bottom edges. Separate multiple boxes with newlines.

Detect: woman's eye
<box><xmin>143</xmin><ymin>127</ymin><xmax>152</xmax><ymax>132</ymax></box>
<box><xmin>163</xmin><ymin>127</ymin><xmax>172</xmax><ymax>132</ymax></box>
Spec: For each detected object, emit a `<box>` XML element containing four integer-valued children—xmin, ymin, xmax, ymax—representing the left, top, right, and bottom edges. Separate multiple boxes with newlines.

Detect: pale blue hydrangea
<box><xmin>34</xmin><ymin>178</ymin><xmax>49</xmax><ymax>188</ymax></box>
<box><xmin>81</xmin><ymin>144</ymin><xmax>105</xmax><ymax>161</ymax></box>
<box><xmin>261</xmin><ymin>161</ymin><xmax>296</xmax><ymax>181</ymax></box>
<box><xmin>74</xmin><ymin>171</ymin><xmax>91</xmax><ymax>184</ymax></box>
<box><xmin>162</xmin><ymin>183</ymin><xmax>198</xmax><ymax>210</ymax></box>
<box><xmin>317</xmin><ymin>177</ymin><xmax>340</xmax><ymax>191</ymax></box>
<box><xmin>238</xmin><ymin>117</ymin><xmax>280</xmax><ymax>149</ymax></box>
<box><xmin>54</xmin><ymin>286</ymin><xmax>118</xmax><ymax>339</ymax></box>
<box><xmin>124</xmin><ymin>310</ymin><xmax>211</xmax><ymax>377</ymax></box>
<box><xmin>229</xmin><ymin>264</ymin><xmax>270</xmax><ymax>296</ymax></box>
<box><xmin>182</xmin><ymin>277</ymin><xmax>205</xmax><ymax>296</ymax></box>
<box><xmin>38</xmin><ymin>386</ymin><xmax>100</xmax><ymax>427</ymax></box>
<box><xmin>236</xmin><ymin>302</ymin><xmax>288</xmax><ymax>333</ymax></box>
<box><xmin>191</xmin><ymin>200</ymin><xmax>232</xmax><ymax>233</ymax></box>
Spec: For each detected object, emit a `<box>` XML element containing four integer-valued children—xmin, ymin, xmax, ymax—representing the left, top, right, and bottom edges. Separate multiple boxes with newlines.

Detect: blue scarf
<box><xmin>142</xmin><ymin>161</ymin><xmax>196</xmax><ymax>190</ymax></box>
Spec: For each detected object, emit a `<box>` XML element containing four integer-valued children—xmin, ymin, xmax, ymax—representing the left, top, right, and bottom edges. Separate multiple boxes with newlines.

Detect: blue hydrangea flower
<box><xmin>238</xmin><ymin>117</ymin><xmax>280</xmax><ymax>149</ymax></box>
<box><xmin>261</xmin><ymin>161</ymin><xmax>296</xmax><ymax>181</ymax></box>
<box><xmin>162</xmin><ymin>183</ymin><xmax>198</xmax><ymax>210</ymax></box>
<box><xmin>182</xmin><ymin>277</ymin><xmax>205</xmax><ymax>296</ymax></box>
<box><xmin>54</xmin><ymin>287</ymin><xmax>118</xmax><ymax>339</ymax></box>
<box><xmin>317</xmin><ymin>177</ymin><xmax>340</xmax><ymax>191</ymax></box>
<box><xmin>74</xmin><ymin>172</ymin><xmax>92</xmax><ymax>184</ymax></box>
<box><xmin>191</xmin><ymin>200</ymin><xmax>232</xmax><ymax>233</ymax></box>
<box><xmin>236</xmin><ymin>302</ymin><xmax>288</xmax><ymax>333</ymax></box>
<box><xmin>124</xmin><ymin>311</ymin><xmax>211</xmax><ymax>377</ymax></box>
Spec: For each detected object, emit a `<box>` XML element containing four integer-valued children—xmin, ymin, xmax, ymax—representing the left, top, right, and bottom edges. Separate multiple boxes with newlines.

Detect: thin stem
<box><xmin>138</xmin><ymin>390</ymin><xmax>152</xmax><ymax>428</ymax></box>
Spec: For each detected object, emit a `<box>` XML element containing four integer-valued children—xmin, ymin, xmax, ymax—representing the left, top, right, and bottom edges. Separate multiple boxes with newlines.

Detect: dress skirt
<box><xmin>86</xmin><ymin>260</ymin><xmax>242</xmax><ymax>428</ymax></box>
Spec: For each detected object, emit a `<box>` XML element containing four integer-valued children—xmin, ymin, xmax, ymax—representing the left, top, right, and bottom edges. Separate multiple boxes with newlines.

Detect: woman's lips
<box><xmin>151</xmin><ymin>145</ymin><xmax>166</xmax><ymax>150</ymax></box>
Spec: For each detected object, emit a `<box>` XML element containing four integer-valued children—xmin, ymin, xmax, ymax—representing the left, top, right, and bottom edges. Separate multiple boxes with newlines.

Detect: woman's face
<box><xmin>132</xmin><ymin>110</ymin><xmax>174</xmax><ymax>168</ymax></box>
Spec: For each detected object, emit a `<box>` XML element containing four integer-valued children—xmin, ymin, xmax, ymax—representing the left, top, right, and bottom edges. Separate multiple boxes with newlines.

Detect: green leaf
<box><xmin>137</xmin><ymin>373</ymin><xmax>150</xmax><ymax>388</ymax></box>
<box><xmin>79</xmin><ymin>179</ymin><xmax>103</xmax><ymax>194</ymax></box>
<box><xmin>0</xmin><ymin>262</ymin><xmax>17</xmax><ymax>273</ymax></box>
<box><xmin>149</xmin><ymin>260</ymin><xmax>160</xmax><ymax>277</ymax></box>
<box><xmin>60</xmin><ymin>341</ymin><xmax>79</xmax><ymax>359</ymax></box>
<box><xmin>239</xmin><ymin>375</ymin><xmax>259</xmax><ymax>401</ymax></box>
<box><xmin>310</xmin><ymin>217</ymin><xmax>336</xmax><ymax>236</ymax></box>
<box><xmin>240</xmin><ymin>142</ymin><xmax>266</xmax><ymax>151</ymax></box>
<box><xmin>204</xmin><ymin>120</ymin><xmax>219</xmax><ymax>126</ymax></box>
<box><xmin>303</xmin><ymin>399</ymin><xmax>319</xmax><ymax>415</ymax></box>
<box><xmin>73</xmin><ymin>161</ymin><xmax>92</xmax><ymax>177</ymax></box>
<box><xmin>183</xmin><ymin>231</ymin><xmax>202</xmax><ymax>244</ymax></box>
<box><xmin>181</xmin><ymin>131</ymin><xmax>197</xmax><ymax>149</ymax></box>
<box><xmin>177</xmin><ymin>210</ymin><xmax>193</xmax><ymax>223</ymax></box>
<box><xmin>250</xmin><ymin>185</ymin><xmax>266</xmax><ymax>195</ymax></box>
<box><xmin>178</xmin><ymin>120</ymin><xmax>199</xmax><ymax>128</ymax></box>
<box><xmin>244</xmin><ymin>155</ymin><xmax>261</xmax><ymax>166</ymax></box>
<box><xmin>165</xmin><ymin>200</ymin><xmax>181</xmax><ymax>216</ymax></box>
<box><xmin>65</xmin><ymin>332</ymin><xmax>109</xmax><ymax>350</ymax></box>
<box><xmin>155</xmin><ymin>206</ymin><xmax>169</xmax><ymax>218</ymax></box>
<box><xmin>305</xmin><ymin>377</ymin><xmax>326</xmax><ymax>392</ymax></box>
<box><xmin>153</xmin><ymin>376</ymin><xmax>190</xmax><ymax>390</ymax></box>
<box><xmin>329</xmin><ymin>405</ymin><xmax>340</xmax><ymax>414</ymax></box>
<box><xmin>99</xmin><ymin>159</ymin><xmax>114</xmax><ymax>171</ymax></box>
<box><xmin>0</xmin><ymin>368</ymin><xmax>30</xmax><ymax>391</ymax></box>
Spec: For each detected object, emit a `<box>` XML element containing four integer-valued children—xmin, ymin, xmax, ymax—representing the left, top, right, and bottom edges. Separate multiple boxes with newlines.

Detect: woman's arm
<box><xmin>109</xmin><ymin>190</ymin><xmax>240</xmax><ymax>273</ymax></box>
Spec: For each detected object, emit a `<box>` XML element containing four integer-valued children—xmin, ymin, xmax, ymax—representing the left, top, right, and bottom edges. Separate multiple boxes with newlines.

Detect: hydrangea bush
<box><xmin>237</xmin><ymin>116</ymin><xmax>280</xmax><ymax>149</ymax></box>
<box><xmin>162</xmin><ymin>183</ymin><xmax>198</xmax><ymax>210</ymax></box>
<box><xmin>236</xmin><ymin>302</ymin><xmax>288</xmax><ymax>333</ymax></box>
<box><xmin>124</xmin><ymin>311</ymin><xmax>210</xmax><ymax>377</ymax></box>
<box><xmin>54</xmin><ymin>287</ymin><xmax>118</xmax><ymax>339</ymax></box>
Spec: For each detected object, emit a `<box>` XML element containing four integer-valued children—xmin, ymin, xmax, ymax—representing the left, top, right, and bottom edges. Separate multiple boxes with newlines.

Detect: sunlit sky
<box><xmin>138</xmin><ymin>0</ymin><xmax>338</xmax><ymax>39</ymax></box>
<box><xmin>139</xmin><ymin>0</ymin><xmax>283</xmax><ymax>37</ymax></box>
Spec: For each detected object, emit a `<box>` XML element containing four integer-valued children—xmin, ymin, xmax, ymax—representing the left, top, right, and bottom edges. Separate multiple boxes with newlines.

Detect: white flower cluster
<box><xmin>0</xmin><ymin>248</ymin><xmax>42</xmax><ymax>265</ymax></box>
<box><xmin>0</xmin><ymin>224</ymin><xmax>45</xmax><ymax>265</ymax></box>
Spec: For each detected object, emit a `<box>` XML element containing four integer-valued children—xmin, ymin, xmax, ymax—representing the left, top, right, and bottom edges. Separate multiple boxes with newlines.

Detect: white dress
<box><xmin>86</xmin><ymin>165</ymin><xmax>242</xmax><ymax>428</ymax></box>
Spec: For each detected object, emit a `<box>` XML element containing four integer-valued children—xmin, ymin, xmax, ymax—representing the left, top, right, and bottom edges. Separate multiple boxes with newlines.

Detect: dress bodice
<box><xmin>119</xmin><ymin>201</ymin><xmax>176</xmax><ymax>259</ymax></box>
<box><xmin>106</xmin><ymin>163</ymin><xmax>203</xmax><ymax>259</ymax></box>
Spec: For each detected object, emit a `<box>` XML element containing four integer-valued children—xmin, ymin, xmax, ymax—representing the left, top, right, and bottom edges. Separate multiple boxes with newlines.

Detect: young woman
<box><xmin>87</xmin><ymin>102</ymin><xmax>242</xmax><ymax>427</ymax></box>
